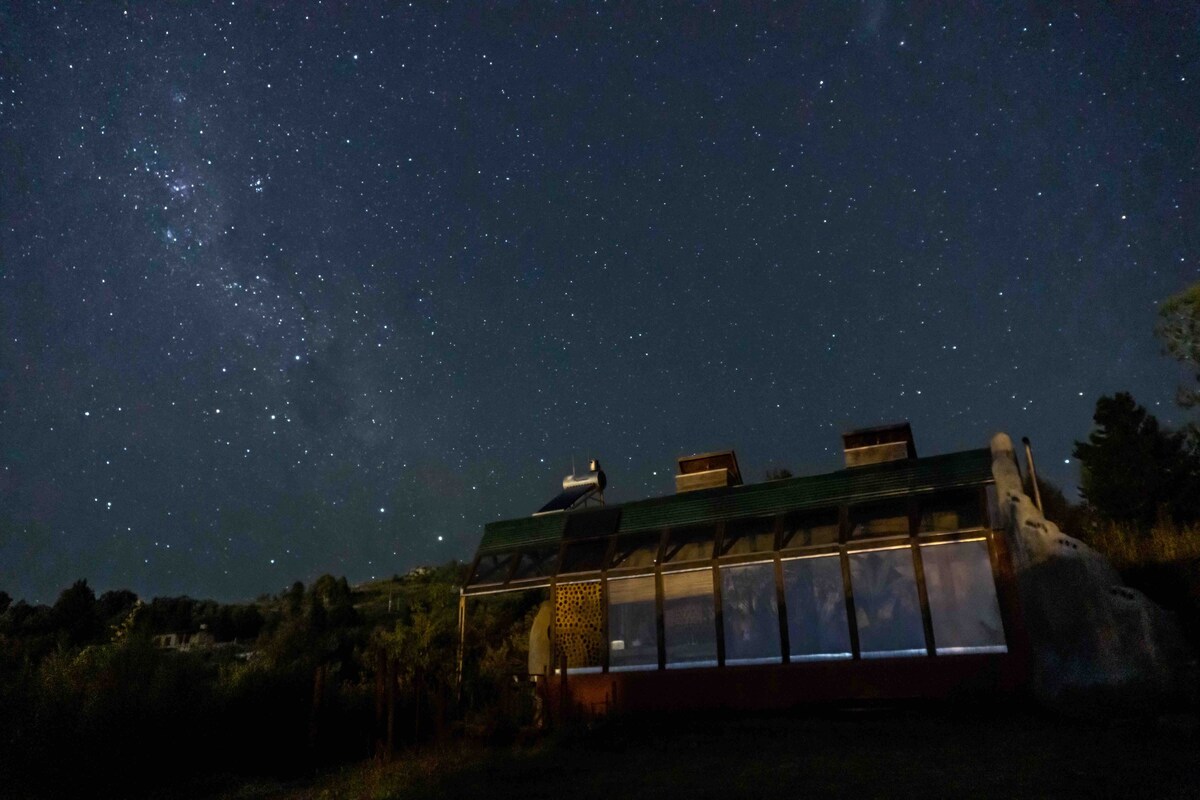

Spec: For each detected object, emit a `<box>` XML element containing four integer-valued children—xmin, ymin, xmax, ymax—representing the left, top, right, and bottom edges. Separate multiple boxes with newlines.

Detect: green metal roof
<box><xmin>477</xmin><ymin>448</ymin><xmax>993</xmax><ymax>556</ymax></box>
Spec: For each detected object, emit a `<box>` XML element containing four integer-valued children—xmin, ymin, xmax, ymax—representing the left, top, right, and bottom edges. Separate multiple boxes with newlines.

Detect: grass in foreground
<box><xmin>1086</xmin><ymin>520</ymin><xmax>1200</xmax><ymax>569</ymax></box>
<box><xmin>221</xmin><ymin>707</ymin><xmax>1200</xmax><ymax>800</ymax></box>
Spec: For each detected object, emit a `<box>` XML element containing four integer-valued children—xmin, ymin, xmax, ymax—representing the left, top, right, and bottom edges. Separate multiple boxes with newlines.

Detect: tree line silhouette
<box><xmin>0</xmin><ymin>564</ymin><xmax>540</xmax><ymax>799</ymax></box>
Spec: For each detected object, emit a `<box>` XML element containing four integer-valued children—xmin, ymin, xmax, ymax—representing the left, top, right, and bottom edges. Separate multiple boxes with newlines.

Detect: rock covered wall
<box><xmin>990</xmin><ymin>433</ymin><xmax>1187</xmax><ymax>705</ymax></box>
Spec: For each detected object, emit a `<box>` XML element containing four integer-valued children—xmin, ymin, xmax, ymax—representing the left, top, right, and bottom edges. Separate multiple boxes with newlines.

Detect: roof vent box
<box><xmin>842</xmin><ymin>423</ymin><xmax>916</xmax><ymax>468</ymax></box>
<box><xmin>675</xmin><ymin>450</ymin><xmax>742</xmax><ymax>493</ymax></box>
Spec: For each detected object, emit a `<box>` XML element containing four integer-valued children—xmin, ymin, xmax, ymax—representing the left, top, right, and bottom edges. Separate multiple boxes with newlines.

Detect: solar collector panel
<box><xmin>535</xmin><ymin>483</ymin><xmax>595</xmax><ymax>514</ymax></box>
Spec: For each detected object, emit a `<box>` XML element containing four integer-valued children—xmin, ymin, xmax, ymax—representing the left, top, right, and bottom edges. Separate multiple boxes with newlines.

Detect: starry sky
<box><xmin>2</xmin><ymin>3</ymin><xmax>1197</xmax><ymax>603</ymax></box>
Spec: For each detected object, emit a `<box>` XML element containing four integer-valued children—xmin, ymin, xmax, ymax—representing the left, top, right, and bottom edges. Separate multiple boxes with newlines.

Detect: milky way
<box><xmin>2</xmin><ymin>4</ymin><xmax>1197</xmax><ymax>601</ymax></box>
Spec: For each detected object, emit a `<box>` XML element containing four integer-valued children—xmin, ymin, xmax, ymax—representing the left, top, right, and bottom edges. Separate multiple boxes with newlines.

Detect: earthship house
<box><xmin>458</xmin><ymin>425</ymin><xmax>1186</xmax><ymax>718</ymax></box>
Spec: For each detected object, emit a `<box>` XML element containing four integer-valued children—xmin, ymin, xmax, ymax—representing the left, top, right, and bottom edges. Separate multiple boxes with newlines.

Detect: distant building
<box><xmin>459</xmin><ymin>424</ymin><xmax>1184</xmax><ymax>718</ymax></box>
<box><xmin>153</xmin><ymin>625</ymin><xmax>216</xmax><ymax>652</ymax></box>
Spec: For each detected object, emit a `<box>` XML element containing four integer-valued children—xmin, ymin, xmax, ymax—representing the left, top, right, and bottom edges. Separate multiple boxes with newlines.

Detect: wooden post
<box><xmin>910</xmin><ymin>497</ymin><xmax>938</xmax><ymax>656</ymax></box>
<box><xmin>655</xmin><ymin>528</ymin><xmax>668</xmax><ymax>670</ymax></box>
<box><xmin>839</xmin><ymin>505</ymin><xmax>861</xmax><ymax>659</ymax></box>
<box><xmin>713</xmin><ymin>522</ymin><xmax>725</xmax><ymax>668</ymax></box>
<box><xmin>775</xmin><ymin>558</ymin><xmax>790</xmax><ymax>663</ymax></box>
<box><xmin>455</xmin><ymin>591</ymin><xmax>467</xmax><ymax>706</ymax></box>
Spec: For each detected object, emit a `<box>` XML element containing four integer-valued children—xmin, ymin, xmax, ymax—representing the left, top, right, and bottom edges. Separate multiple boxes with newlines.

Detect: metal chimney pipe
<box><xmin>1021</xmin><ymin>436</ymin><xmax>1043</xmax><ymax>513</ymax></box>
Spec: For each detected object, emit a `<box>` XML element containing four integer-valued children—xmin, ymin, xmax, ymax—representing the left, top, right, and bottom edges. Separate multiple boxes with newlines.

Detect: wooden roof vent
<box><xmin>675</xmin><ymin>450</ymin><xmax>742</xmax><ymax>493</ymax></box>
<box><xmin>841</xmin><ymin>423</ymin><xmax>917</xmax><ymax>468</ymax></box>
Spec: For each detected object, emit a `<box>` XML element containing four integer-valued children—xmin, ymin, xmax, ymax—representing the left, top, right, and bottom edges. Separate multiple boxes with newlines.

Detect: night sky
<box><xmin>2</xmin><ymin>3</ymin><xmax>1197</xmax><ymax>603</ymax></box>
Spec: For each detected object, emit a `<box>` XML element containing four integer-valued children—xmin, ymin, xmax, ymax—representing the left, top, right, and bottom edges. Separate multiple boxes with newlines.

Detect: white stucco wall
<box><xmin>990</xmin><ymin>432</ymin><xmax>1186</xmax><ymax>704</ymax></box>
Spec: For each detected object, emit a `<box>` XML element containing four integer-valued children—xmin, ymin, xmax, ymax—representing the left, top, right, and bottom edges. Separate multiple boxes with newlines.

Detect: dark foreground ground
<box><xmin>219</xmin><ymin>706</ymin><xmax>1200</xmax><ymax>800</ymax></box>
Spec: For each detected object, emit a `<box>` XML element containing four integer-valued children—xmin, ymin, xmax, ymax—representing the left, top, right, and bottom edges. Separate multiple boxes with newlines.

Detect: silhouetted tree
<box><xmin>1157</xmin><ymin>281</ymin><xmax>1200</xmax><ymax>410</ymax></box>
<box><xmin>142</xmin><ymin>596</ymin><xmax>197</xmax><ymax>634</ymax></box>
<box><xmin>97</xmin><ymin>589</ymin><xmax>138</xmax><ymax>625</ymax></box>
<box><xmin>4</xmin><ymin>600</ymin><xmax>50</xmax><ymax>635</ymax></box>
<box><xmin>52</xmin><ymin>579</ymin><xmax>103</xmax><ymax>646</ymax></box>
<box><xmin>374</xmin><ymin>582</ymin><xmax>458</xmax><ymax>745</ymax></box>
<box><xmin>1073</xmin><ymin>393</ymin><xmax>1200</xmax><ymax>527</ymax></box>
<box><xmin>0</xmin><ymin>590</ymin><xmax>11</xmax><ymax>616</ymax></box>
<box><xmin>194</xmin><ymin>603</ymin><xmax>235</xmax><ymax>641</ymax></box>
<box><xmin>286</xmin><ymin>580</ymin><xmax>305</xmax><ymax>616</ymax></box>
<box><xmin>312</xmin><ymin>574</ymin><xmax>340</xmax><ymax>602</ymax></box>
<box><xmin>230</xmin><ymin>604</ymin><xmax>264</xmax><ymax>641</ymax></box>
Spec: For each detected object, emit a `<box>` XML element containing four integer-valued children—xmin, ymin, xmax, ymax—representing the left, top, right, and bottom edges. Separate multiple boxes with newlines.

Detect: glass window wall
<box><xmin>782</xmin><ymin>555</ymin><xmax>852</xmax><ymax>660</ymax></box>
<box><xmin>559</xmin><ymin>537</ymin><xmax>609</xmax><ymax>575</ymax></box>
<box><xmin>610</xmin><ymin>532</ymin><xmax>660</xmax><ymax>570</ymax></box>
<box><xmin>469</xmin><ymin>553</ymin><xmax>514</xmax><ymax>586</ymax></box>
<box><xmin>721</xmin><ymin>516</ymin><xmax>777</xmax><ymax>557</ymax></box>
<box><xmin>921</xmin><ymin>539</ymin><xmax>1007</xmax><ymax>654</ymax></box>
<box><xmin>662</xmin><ymin>525</ymin><xmax>716</xmax><ymax>564</ymax></box>
<box><xmin>662</xmin><ymin>569</ymin><xmax>718</xmax><ymax>668</ymax></box>
<box><xmin>918</xmin><ymin>489</ymin><xmax>984</xmax><ymax>534</ymax></box>
<box><xmin>516</xmin><ymin>498</ymin><xmax>1006</xmax><ymax>672</ymax></box>
<box><xmin>510</xmin><ymin>547</ymin><xmax>558</xmax><ymax>581</ymax></box>
<box><xmin>849</xmin><ymin>546</ymin><xmax>926</xmax><ymax>658</ymax></box>
<box><xmin>607</xmin><ymin>575</ymin><xmax>659</xmax><ymax>670</ymax></box>
<box><xmin>849</xmin><ymin>501</ymin><xmax>910</xmax><ymax>541</ymax></box>
<box><xmin>720</xmin><ymin>562</ymin><xmax>781</xmax><ymax>665</ymax></box>
<box><xmin>780</xmin><ymin>508</ymin><xmax>840</xmax><ymax>550</ymax></box>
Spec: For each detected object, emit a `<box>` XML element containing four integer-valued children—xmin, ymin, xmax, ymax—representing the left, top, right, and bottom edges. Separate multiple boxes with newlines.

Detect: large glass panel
<box><xmin>559</xmin><ymin>538</ymin><xmax>609</xmax><ymax>575</ymax></box>
<box><xmin>555</xmin><ymin>581</ymin><xmax>603</xmax><ymax>672</ymax></box>
<box><xmin>509</xmin><ymin>547</ymin><xmax>558</xmax><ymax>581</ymax></box>
<box><xmin>720</xmin><ymin>516</ymin><xmax>777</xmax><ymax>557</ymax></box>
<box><xmin>918</xmin><ymin>489</ymin><xmax>984</xmax><ymax>534</ymax></box>
<box><xmin>782</xmin><ymin>555</ymin><xmax>852</xmax><ymax>660</ymax></box>
<box><xmin>610</xmin><ymin>532</ymin><xmax>660</xmax><ymax>570</ymax></box>
<box><xmin>469</xmin><ymin>553</ymin><xmax>514</xmax><ymax>586</ymax></box>
<box><xmin>720</xmin><ymin>562</ymin><xmax>781</xmax><ymax>665</ymax></box>
<box><xmin>849</xmin><ymin>501</ymin><xmax>910</xmax><ymax>541</ymax></box>
<box><xmin>849</xmin><ymin>547</ymin><xmax>926</xmax><ymax>658</ymax></box>
<box><xmin>780</xmin><ymin>508</ymin><xmax>840</xmax><ymax>550</ymax></box>
<box><xmin>662</xmin><ymin>569</ymin><xmax>718</xmax><ymax>668</ymax></box>
<box><xmin>663</xmin><ymin>525</ymin><xmax>716</xmax><ymax>564</ymax></box>
<box><xmin>607</xmin><ymin>575</ymin><xmax>658</xmax><ymax>671</ymax></box>
<box><xmin>921</xmin><ymin>540</ymin><xmax>1007</xmax><ymax>654</ymax></box>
